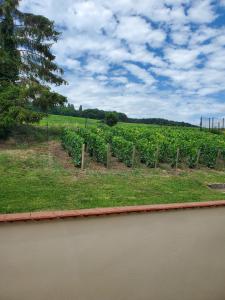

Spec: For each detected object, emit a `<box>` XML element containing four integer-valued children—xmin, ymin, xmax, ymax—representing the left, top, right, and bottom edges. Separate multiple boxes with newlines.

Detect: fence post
<box><xmin>200</xmin><ymin>116</ymin><xmax>202</xmax><ymax>131</ymax></box>
<box><xmin>175</xmin><ymin>148</ymin><xmax>179</xmax><ymax>171</ymax></box>
<box><xmin>81</xmin><ymin>144</ymin><xmax>85</xmax><ymax>170</ymax></box>
<box><xmin>196</xmin><ymin>149</ymin><xmax>201</xmax><ymax>168</ymax></box>
<box><xmin>223</xmin><ymin>118</ymin><xmax>225</xmax><ymax>130</ymax></box>
<box><xmin>132</xmin><ymin>146</ymin><xmax>136</xmax><ymax>168</ymax></box>
<box><xmin>208</xmin><ymin>118</ymin><xmax>211</xmax><ymax>131</ymax></box>
<box><xmin>212</xmin><ymin>117</ymin><xmax>214</xmax><ymax>130</ymax></box>
<box><xmin>155</xmin><ymin>146</ymin><xmax>159</xmax><ymax>168</ymax></box>
<box><xmin>107</xmin><ymin>143</ymin><xmax>111</xmax><ymax>169</ymax></box>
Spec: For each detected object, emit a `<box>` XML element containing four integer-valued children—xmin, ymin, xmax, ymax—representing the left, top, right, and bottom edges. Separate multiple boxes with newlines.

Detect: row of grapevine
<box><xmin>62</xmin><ymin>125</ymin><xmax>225</xmax><ymax>169</ymax></box>
<box><xmin>77</xmin><ymin>128</ymin><xmax>107</xmax><ymax>164</ymax></box>
<box><xmin>98</xmin><ymin>126</ymin><xmax>225</xmax><ymax>168</ymax></box>
<box><xmin>79</xmin><ymin>127</ymin><xmax>135</xmax><ymax>167</ymax></box>
<box><xmin>111</xmin><ymin>136</ymin><xmax>133</xmax><ymax>167</ymax></box>
<box><xmin>61</xmin><ymin>128</ymin><xmax>84</xmax><ymax>166</ymax></box>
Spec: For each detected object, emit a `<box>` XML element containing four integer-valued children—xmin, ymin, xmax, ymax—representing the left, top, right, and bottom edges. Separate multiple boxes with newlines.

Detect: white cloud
<box><xmin>124</xmin><ymin>63</ymin><xmax>155</xmax><ymax>85</ymax></box>
<box><xmin>206</xmin><ymin>50</ymin><xmax>225</xmax><ymax>70</ymax></box>
<box><xmin>115</xmin><ymin>16</ymin><xmax>150</xmax><ymax>44</ymax></box>
<box><xmin>188</xmin><ymin>0</ymin><xmax>216</xmax><ymax>24</ymax></box>
<box><xmin>164</xmin><ymin>48</ymin><xmax>200</xmax><ymax>69</ymax></box>
<box><xmin>219</xmin><ymin>0</ymin><xmax>225</xmax><ymax>7</ymax></box>
<box><xmin>71</xmin><ymin>1</ymin><xmax>115</xmax><ymax>33</ymax></box>
<box><xmin>85</xmin><ymin>58</ymin><xmax>109</xmax><ymax>74</ymax></box>
<box><xmin>114</xmin><ymin>16</ymin><xmax>165</xmax><ymax>47</ymax></box>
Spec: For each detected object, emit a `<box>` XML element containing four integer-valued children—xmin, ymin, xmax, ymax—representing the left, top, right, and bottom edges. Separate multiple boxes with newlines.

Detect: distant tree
<box><xmin>0</xmin><ymin>0</ymin><xmax>67</xmax><ymax>137</ymax></box>
<box><xmin>105</xmin><ymin>112</ymin><xmax>118</xmax><ymax>127</ymax></box>
<box><xmin>79</xmin><ymin>105</ymin><xmax>83</xmax><ymax>113</ymax></box>
<box><xmin>116</xmin><ymin>112</ymin><xmax>128</xmax><ymax>122</ymax></box>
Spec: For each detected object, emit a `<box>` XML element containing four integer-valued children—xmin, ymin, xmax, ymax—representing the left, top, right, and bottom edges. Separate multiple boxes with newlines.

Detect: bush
<box><xmin>105</xmin><ymin>112</ymin><xmax>118</xmax><ymax>127</ymax></box>
<box><xmin>61</xmin><ymin>128</ymin><xmax>84</xmax><ymax>166</ymax></box>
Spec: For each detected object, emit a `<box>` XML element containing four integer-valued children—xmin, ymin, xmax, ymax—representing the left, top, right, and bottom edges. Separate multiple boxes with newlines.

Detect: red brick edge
<box><xmin>1</xmin><ymin>200</ymin><xmax>225</xmax><ymax>223</ymax></box>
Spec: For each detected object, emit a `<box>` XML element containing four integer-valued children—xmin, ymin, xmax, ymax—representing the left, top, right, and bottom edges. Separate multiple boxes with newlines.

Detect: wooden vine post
<box><xmin>81</xmin><ymin>144</ymin><xmax>85</xmax><ymax>170</ymax></box>
<box><xmin>196</xmin><ymin>149</ymin><xmax>201</xmax><ymax>168</ymax></box>
<box><xmin>132</xmin><ymin>146</ymin><xmax>136</xmax><ymax>168</ymax></box>
<box><xmin>175</xmin><ymin>148</ymin><xmax>180</xmax><ymax>171</ymax></box>
<box><xmin>106</xmin><ymin>143</ymin><xmax>111</xmax><ymax>169</ymax></box>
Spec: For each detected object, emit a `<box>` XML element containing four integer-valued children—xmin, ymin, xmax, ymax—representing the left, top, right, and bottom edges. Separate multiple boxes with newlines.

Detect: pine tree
<box><xmin>0</xmin><ymin>0</ymin><xmax>67</xmax><ymax>137</ymax></box>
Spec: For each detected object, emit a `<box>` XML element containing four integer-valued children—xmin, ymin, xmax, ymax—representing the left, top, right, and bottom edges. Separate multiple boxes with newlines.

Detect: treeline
<box><xmin>127</xmin><ymin>118</ymin><xmax>196</xmax><ymax>127</ymax></box>
<box><xmin>45</xmin><ymin>104</ymin><xmax>128</xmax><ymax>122</ymax></box>
<box><xmin>45</xmin><ymin>104</ymin><xmax>195</xmax><ymax>127</ymax></box>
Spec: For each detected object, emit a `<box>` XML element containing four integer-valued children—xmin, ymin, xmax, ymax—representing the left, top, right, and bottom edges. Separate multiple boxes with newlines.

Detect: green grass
<box><xmin>1</xmin><ymin>144</ymin><xmax>225</xmax><ymax>214</ymax></box>
<box><xmin>39</xmin><ymin>114</ymin><xmax>99</xmax><ymax>128</ymax></box>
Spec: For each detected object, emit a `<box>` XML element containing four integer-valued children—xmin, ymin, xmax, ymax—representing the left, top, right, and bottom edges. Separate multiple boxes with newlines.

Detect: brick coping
<box><xmin>0</xmin><ymin>200</ymin><xmax>225</xmax><ymax>223</ymax></box>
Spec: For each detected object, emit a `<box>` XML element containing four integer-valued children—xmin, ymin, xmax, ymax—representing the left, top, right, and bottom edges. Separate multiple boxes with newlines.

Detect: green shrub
<box><xmin>105</xmin><ymin>112</ymin><xmax>118</xmax><ymax>127</ymax></box>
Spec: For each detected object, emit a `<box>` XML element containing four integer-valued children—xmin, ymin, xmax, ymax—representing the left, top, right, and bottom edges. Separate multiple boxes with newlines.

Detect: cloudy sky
<box><xmin>20</xmin><ymin>0</ymin><xmax>225</xmax><ymax>123</ymax></box>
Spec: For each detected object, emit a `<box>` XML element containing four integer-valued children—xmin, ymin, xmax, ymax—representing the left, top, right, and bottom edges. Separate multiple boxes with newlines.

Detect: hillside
<box><xmin>39</xmin><ymin>114</ymin><xmax>196</xmax><ymax>129</ymax></box>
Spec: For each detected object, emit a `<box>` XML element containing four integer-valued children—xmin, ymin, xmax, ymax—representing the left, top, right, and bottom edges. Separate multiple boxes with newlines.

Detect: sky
<box><xmin>20</xmin><ymin>0</ymin><xmax>225</xmax><ymax>123</ymax></box>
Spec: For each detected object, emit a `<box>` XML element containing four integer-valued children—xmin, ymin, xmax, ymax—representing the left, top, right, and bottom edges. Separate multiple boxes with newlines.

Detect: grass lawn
<box><xmin>39</xmin><ymin>114</ymin><xmax>99</xmax><ymax>128</ymax></box>
<box><xmin>1</xmin><ymin>138</ymin><xmax>225</xmax><ymax>214</ymax></box>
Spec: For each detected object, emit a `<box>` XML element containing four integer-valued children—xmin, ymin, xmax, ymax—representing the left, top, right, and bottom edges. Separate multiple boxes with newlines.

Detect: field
<box><xmin>39</xmin><ymin>114</ymin><xmax>158</xmax><ymax>129</ymax></box>
<box><xmin>1</xmin><ymin>114</ymin><xmax>225</xmax><ymax>214</ymax></box>
<box><xmin>39</xmin><ymin>114</ymin><xmax>98</xmax><ymax>128</ymax></box>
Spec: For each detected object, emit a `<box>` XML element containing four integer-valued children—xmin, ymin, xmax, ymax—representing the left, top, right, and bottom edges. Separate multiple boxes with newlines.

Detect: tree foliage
<box><xmin>44</xmin><ymin>104</ymin><xmax>128</xmax><ymax>122</ymax></box>
<box><xmin>105</xmin><ymin>112</ymin><xmax>118</xmax><ymax>127</ymax></box>
<box><xmin>45</xmin><ymin>103</ymin><xmax>195</xmax><ymax>127</ymax></box>
<box><xmin>0</xmin><ymin>0</ymin><xmax>67</xmax><ymax>137</ymax></box>
<box><xmin>0</xmin><ymin>0</ymin><xmax>66</xmax><ymax>85</ymax></box>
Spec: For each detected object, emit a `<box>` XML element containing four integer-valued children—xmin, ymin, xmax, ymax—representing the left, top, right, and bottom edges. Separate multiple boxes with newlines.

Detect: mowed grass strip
<box><xmin>1</xmin><ymin>145</ymin><xmax>225</xmax><ymax>214</ymax></box>
<box><xmin>39</xmin><ymin>114</ymin><xmax>98</xmax><ymax>128</ymax></box>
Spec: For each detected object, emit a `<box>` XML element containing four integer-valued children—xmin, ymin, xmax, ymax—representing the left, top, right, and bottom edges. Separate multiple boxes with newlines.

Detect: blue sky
<box><xmin>20</xmin><ymin>0</ymin><xmax>225</xmax><ymax>123</ymax></box>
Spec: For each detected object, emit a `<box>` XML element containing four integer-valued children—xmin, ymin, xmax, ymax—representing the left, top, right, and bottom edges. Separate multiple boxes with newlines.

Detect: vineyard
<box><xmin>2</xmin><ymin>118</ymin><xmax>225</xmax><ymax>214</ymax></box>
<box><xmin>61</xmin><ymin>125</ymin><xmax>225</xmax><ymax>169</ymax></box>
